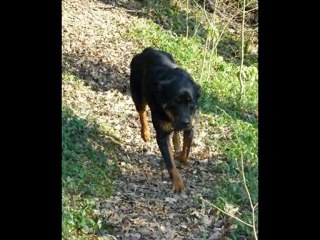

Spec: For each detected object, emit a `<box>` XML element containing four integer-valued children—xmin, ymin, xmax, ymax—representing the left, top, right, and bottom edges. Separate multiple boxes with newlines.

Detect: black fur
<box><xmin>130</xmin><ymin>47</ymin><xmax>201</xmax><ymax>192</ymax></box>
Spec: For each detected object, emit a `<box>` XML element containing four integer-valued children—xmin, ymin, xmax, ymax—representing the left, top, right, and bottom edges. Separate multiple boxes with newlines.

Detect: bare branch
<box><xmin>200</xmin><ymin>197</ymin><xmax>254</xmax><ymax>228</ymax></box>
<box><xmin>239</xmin><ymin>0</ymin><xmax>246</xmax><ymax>98</ymax></box>
<box><xmin>240</xmin><ymin>153</ymin><xmax>258</xmax><ymax>240</ymax></box>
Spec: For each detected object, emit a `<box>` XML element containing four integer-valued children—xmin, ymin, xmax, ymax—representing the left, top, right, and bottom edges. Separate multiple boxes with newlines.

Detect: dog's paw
<box><xmin>141</xmin><ymin>130</ymin><xmax>151</xmax><ymax>142</ymax></box>
<box><xmin>174</xmin><ymin>151</ymin><xmax>188</xmax><ymax>164</ymax></box>
<box><xmin>172</xmin><ymin>175</ymin><xmax>185</xmax><ymax>193</ymax></box>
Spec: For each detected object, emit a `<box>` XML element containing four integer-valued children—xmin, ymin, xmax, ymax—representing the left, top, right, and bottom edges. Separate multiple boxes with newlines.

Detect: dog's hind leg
<box><xmin>130</xmin><ymin>57</ymin><xmax>150</xmax><ymax>142</ymax></box>
<box><xmin>131</xmin><ymin>89</ymin><xmax>150</xmax><ymax>142</ymax></box>
<box><xmin>138</xmin><ymin>108</ymin><xmax>151</xmax><ymax>142</ymax></box>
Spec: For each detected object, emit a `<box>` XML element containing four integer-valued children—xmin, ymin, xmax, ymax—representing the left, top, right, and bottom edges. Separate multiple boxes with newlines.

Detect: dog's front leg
<box><xmin>174</xmin><ymin>127</ymin><xmax>194</xmax><ymax>164</ymax></box>
<box><xmin>156</xmin><ymin>131</ymin><xmax>185</xmax><ymax>193</ymax></box>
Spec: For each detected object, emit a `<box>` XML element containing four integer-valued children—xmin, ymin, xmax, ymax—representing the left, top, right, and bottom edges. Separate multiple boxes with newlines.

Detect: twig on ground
<box><xmin>200</xmin><ymin>197</ymin><xmax>254</xmax><ymax>228</ymax></box>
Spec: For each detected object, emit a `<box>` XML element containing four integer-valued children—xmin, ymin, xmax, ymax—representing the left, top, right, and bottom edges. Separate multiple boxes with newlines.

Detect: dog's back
<box><xmin>130</xmin><ymin>47</ymin><xmax>177</xmax><ymax>71</ymax></box>
<box><xmin>130</xmin><ymin>47</ymin><xmax>177</xmax><ymax>112</ymax></box>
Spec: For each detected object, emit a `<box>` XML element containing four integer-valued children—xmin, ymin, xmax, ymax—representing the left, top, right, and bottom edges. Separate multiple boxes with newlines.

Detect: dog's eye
<box><xmin>175</xmin><ymin>98</ymin><xmax>182</xmax><ymax>104</ymax></box>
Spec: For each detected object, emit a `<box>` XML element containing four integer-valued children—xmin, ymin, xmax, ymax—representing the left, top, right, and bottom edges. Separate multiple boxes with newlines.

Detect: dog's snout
<box><xmin>178</xmin><ymin>118</ymin><xmax>191</xmax><ymax>129</ymax></box>
<box><xmin>181</xmin><ymin>119</ymin><xmax>190</xmax><ymax>125</ymax></box>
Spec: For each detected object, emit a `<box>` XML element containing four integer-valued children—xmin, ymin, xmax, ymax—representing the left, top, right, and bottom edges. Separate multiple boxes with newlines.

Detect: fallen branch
<box><xmin>200</xmin><ymin>197</ymin><xmax>254</xmax><ymax>228</ymax></box>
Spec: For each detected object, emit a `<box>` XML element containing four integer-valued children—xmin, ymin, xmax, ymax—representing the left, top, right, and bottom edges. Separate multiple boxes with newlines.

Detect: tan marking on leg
<box><xmin>172</xmin><ymin>131</ymin><xmax>181</xmax><ymax>152</ymax></box>
<box><xmin>168</xmin><ymin>167</ymin><xmax>185</xmax><ymax>193</ymax></box>
<box><xmin>139</xmin><ymin>111</ymin><xmax>150</xmax><ymax>142</ymax></box>
<box><xmin>175</xmin><ymin>130</ymin><xmax>193</xmax><ymax>164</ymax></box>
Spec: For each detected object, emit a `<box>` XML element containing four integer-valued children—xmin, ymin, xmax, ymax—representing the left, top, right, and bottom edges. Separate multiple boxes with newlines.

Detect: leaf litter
<box><xmin>63</xmin><ymin>0</ymin><xmax>229</xmax><ymax>239</ymax></box>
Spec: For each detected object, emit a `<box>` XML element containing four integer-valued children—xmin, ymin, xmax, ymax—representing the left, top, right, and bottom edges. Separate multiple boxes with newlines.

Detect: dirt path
<box><xmin>63</xmin><ymin>0</ymin><xmax>225</xmax><ymax>239</ymax></box>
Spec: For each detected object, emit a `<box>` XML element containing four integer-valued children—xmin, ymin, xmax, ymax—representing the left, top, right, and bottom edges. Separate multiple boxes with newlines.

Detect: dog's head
<box><xmin>156</xmin><ymin>68</ymin><xmax>201</xmax><ymax>131</ymax></box>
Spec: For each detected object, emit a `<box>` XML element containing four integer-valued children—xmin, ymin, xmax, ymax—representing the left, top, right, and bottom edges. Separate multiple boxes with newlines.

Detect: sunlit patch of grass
<box><xmin>127</xmin><ymin>8</ymin><xmax>258</xmax><ymax>238</ymax></box>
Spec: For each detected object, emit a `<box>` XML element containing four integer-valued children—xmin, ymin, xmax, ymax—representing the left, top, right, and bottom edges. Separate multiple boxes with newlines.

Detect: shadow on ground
<box><xmin>62</xmin><ymin>106</ymin><xmax>120</xmax><ymax>198</ymax></box>
<box><xmin>62</xmin><ymin>52</ymin><xmax>131</xmax><ymax>94</ymax></box>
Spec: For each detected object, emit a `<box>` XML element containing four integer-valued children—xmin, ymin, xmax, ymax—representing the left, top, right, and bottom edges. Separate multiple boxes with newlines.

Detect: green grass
<box><xmin>127</xmin><ymin>2</ymin><xmax>258</xmax><ymax>238</ymax></box>
<box><xmin>63</xmin><ymin>0</ymin><xmax>258</xmax><ymax>238</ymax></box>
<box><xmin>62</xmin><ymin>75</ymin><xmax>121</xmax><ymax>238</ymax></box>
<box><xmin>129</xmin><ymin>17</ymin><xmax>258</xmax><ymax>117</ymax></box>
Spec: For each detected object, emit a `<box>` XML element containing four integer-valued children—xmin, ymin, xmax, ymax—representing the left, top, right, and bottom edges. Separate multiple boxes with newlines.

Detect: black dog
<box><xmin>130</xmin><ymin>47</ymin><xmax>201</xmax><ymax>193</ymax></box>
